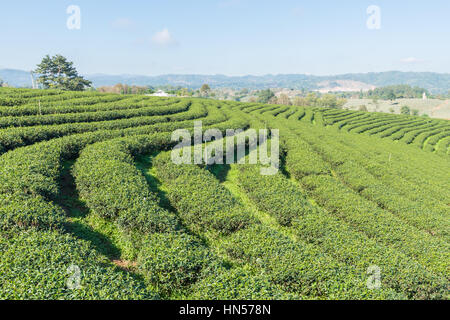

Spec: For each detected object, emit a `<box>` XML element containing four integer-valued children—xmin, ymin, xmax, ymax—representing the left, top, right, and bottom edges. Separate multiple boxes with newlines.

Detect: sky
<box><xmin>0</xmin><ymin>0</ymin><xmax>449</xmax><ymax>76</ymax></box>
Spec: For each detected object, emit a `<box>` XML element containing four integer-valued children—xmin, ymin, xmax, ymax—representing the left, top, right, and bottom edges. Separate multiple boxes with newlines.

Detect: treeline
<box><xmin>365</xmin><ymin>85</ymin><xmax>429</xmax><ymax>100</ymax></box>
<box><xmin>255</xmin><ymin>90</ymin><xmax>347</xmax><ymax>109</ymax></box>
<box><xmin>97</xmin><ymin>84</ymin><xmax>200</xmax><ymax>96</ymax></box>
<box><xmin>97</xmin><ymin>84</ymin><xmax>154</xmax><ymax>95</ymax></box>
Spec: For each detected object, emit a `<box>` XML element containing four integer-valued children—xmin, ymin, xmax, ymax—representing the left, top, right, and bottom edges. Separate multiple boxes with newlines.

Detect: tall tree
<box><xmin>277</xmin><ymin>94</ymin><xmax>291</xmax><ymax>105</ymax></box>
<box><xmin>305</xmin><ymin>92</ymin><xmax>319</xmax><ymax>106</ymax></box>
<box><xmin>293</xmin><ymin>96</ymin><xmax>307</xmax><ymax>106</ymax></box>
<box><xmin>387</xmin><ymin>90</ymin><xmax>396</xmax><ymax>101</ymax></box>
<box><xmin>200</xmin><ymin>84</ymin><xmax>211</xmax><ymax>96</ymax></box>
<box><xmin>318</xmin><ymin>94</ymin><xmax>338</xmax><ymax>108</ymax></box>
<box><xmin>257</xmin><ymin>89</ymin><xmax>275</xmax><ymax>103</ymax></box>
<box><xmin>34</xmin><ymin>54</ymin><xmax>92</xmax><ymax>91</ymax></box>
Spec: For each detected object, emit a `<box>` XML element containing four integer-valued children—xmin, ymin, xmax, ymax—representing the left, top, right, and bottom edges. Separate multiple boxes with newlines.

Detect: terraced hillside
<box><xmin>0</xmin><ymin>88</ymin><xmax>448</xmax><ymax>300</ymax></box>
<box><xmin>269</xmin><ymin>105</ymin><xmax>450</xmax><ymax>156</ymax></box>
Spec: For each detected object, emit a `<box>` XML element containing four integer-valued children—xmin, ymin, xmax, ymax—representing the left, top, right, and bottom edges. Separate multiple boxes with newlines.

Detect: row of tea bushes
<box><xmin>0</xmin><ymin>228</ymin><xmax>159</xmax><ymax>299</ymax></box>
<box><xmin>152</xmin><ymin>152</ymin><xmax>400</xmax><ymax>299</ymax></box>
<box><xmin>72</xmin><ymin>136</ymin><xmax>220</xmax><ymax>296</ymax></box>
<box><xmin>234</xmin><ymin>163</ymin><xmax>448</xmax><ymax>299</ymax></box>
<box><xmin>0</xmin><ymin>101</ymin><xmax>208</xmax><ymax>155</ymax></box>
<box><xmin>0</xmin><ymin>100</ymin><xmax>191</xmax><ymax>128</ymax></box>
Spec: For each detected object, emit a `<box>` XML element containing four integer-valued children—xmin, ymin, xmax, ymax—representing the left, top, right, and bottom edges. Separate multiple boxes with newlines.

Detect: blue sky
<box><xmin>1</xmin><ymin>0</ymin><xmax>449</xmax><ymax>76</ymax></box>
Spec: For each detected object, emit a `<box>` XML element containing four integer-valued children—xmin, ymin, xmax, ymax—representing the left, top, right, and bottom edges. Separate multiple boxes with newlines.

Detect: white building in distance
<box><xmin>150</xmin><ymin>90</ymin><xmax>176</xmax><ymax>97</ymax></box>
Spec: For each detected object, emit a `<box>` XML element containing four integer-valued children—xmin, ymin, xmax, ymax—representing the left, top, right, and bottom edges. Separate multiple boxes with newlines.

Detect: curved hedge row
<box><xmin>70</xmin><ymin>119</ymin><xmax>291</xmax><ymax>298</ymax></box>
<box><xmin>152</xmin><ymin>152</ymin><xmax>402</xmax><ymax>299</ymax></box>
<box><xmin>0</xmin><ymin>229</ymin><xmax>158</xmax><ymax>299</ymax></box>
<box><xmin>235</xmin><ymin>164</ymin><xmax>448</xmax><ymax>299</ymax></box>
<box><xmin>153</xmin><ymin>152</ymin><xmax>255</xmax><ymax>236</ymax></box>
<box><xmin>0</xmin><ymin>100</ymin><xmax>190</xmax><ymax>128</ymax></box>
<box><xmin>0</xmin><ymin>99</ymin><xmax>255</xmax><ymax>299</ymax></box>
<box><xmin>0</xmin><ymin>88</ymin><xmax>448</xmax><ymax>299</ymax></box>
<box><xmin>188</xmin><ymin>265</ymin><xmax>300</xmax><ymax>300</ymax></box>
<box><xmin>224</xmin><ymin>224</ymin><xmax>402</xmax><ymax>299</ymax></box>
<box><xmin>0</xmin><ymin>95</ymin><xmax>178</xmax><ymax>117</ymax></box>
<box><xmin>300</xmin><ymin>174</ymin><xmax>449</xmax><ymax>275</ymax></box>
<box><xmin>73</xmin><ymin>135</ymin><xmax>178</xmax><ymax>234</ymax></box>
<box><xmin>72</xmin><ymin>136</ymin><xmax>220</xmax><ymax>295</ymax></box>
<box><xmin>280</xmin><ymin>120</ymin><xmax>450</xmax><ymax>238</ymax></box>
<box><xmin>0</xmin><ymin>101</ymin><xmax>208</xmax><ymax>155</ymax></box>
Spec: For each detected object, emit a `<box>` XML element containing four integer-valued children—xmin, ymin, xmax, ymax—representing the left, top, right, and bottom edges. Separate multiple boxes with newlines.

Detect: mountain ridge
<box><xmin>1</xmin><ymin>69</ymin><xmax>449</xmax><ymax>93</ymax></box>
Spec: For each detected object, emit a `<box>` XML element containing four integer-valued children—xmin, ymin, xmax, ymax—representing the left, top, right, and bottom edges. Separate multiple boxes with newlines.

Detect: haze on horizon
<box><xmin>1</xmin><ymin>0</ymin><xmax>449</xmax><ymax>76</ymax></box>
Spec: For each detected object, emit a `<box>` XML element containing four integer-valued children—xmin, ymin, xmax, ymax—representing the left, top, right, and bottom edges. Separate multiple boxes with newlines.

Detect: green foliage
<box><xmin>367</xmin><ymin>84</ymin><xmax>429</xmax><ymax>100</ymax></box>
<box><xmin>189</xmin><ymin>266</ymin><xmax>300</xmax><ymax>300</ymax></box>
<box><xmin>73</xmin><ymin>138</ymin><xmax>178</xmax><ymax>234</ymax></box>
<box><xmin>200</xmin><ymin>84</ymin><xmax>211</xmax><ymax>95</ymax></box>
<box><xmin>0</xmin><ymin>194</ymin><xmax>65</xmax><ymax>232</ymax></box>
<box><xmin>301</xmin><ymin>174</ymin><xmax>449</xmax><ymax>275</ymax></box>
<box><xmin>256</xmin><ymin>89</ymin><xmax>275</xmax><ymax>103</ymax></box>
<box><xmin>400</xmin><ymin>105</ymin><xmax>411</xmax><ymax>115</ymax></box>
<box><xmin>0</xmin><ymin>88</ymin><xmax>448</xmax><ymax>300</ymax></box>
<box><xmin>317</xmin><ymin>93</ymin><xmax>345</xmax><ymax>108</ymax></box>
<box><xmin>153</xmin><ymin>152</ymin><xmax>255</xmax><ymax>236</ymax></box>
<box><xmin>138</xmin><ymin>233</ymin><xmax>217</xmax><ymax>294</ymax></box>
<box><xmin>234</xmin><ymin>160</ymin><xmax>448</xmax><ymax>299</ymax></box>
<box><xmin>0</xmin><ymin>229</ymin><xmax>158</xmax><ymax>299</ymax></box>
<box><xmin>0</xmin><ymin>99</ymin><xmax>191</xmax><ymax>129</ymax></box>
<box><xmin>358</xmin><ymin>105</ymin><xmax>368</xmax><ymax>112</ymax></box>
<box><xmin>0</xmin><ymin>96</ymin><xmax>26</xmax><ymax>106</ymax></box>
<box><xmin>35</xmin><ymin>54</ymin><xmax>92</xmax><ymax>91</ymax></box>
<box><xmin>237</xmin><ymin>165</ymin><xmax>314</xmax><ymax>226</ymax></box>
<box><xmin>224</xmin><ymin>225</ymin><xmax>403</xmax><ymax>299</ymax></box>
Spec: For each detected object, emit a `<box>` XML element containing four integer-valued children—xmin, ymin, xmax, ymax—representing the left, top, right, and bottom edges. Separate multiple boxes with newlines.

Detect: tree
<box><xmin>318</xmin><ymin>94</ymin><xmax>338</xmax><ymax>108</ymax></box>
<box><xmin>200</xmin><ymin>84</ymin><xmax>211</xmax><ymax>96</ymax></box>
<box><xmin>257</xmin><ymin>89</ymin><xmax>275</xmax><ymax>104</ymax></box>
<box><xmin>400</xmin><ymin>106</ymin><xmax>411</xmax><ymax>115</ymax></box>
<box><xmin>179</xmin><ymin>88</ymin><xmax>190</xmax><ymax>96</ymax></box>
<box><xmin>112</xmin><ymin>83</ymin><xmax>128</xmax><ymax>94</ymax></box>
<box><xmin>412</xmin><ymin>109</ymin><xmax>419</xmax><ymax>116</ymax></box>
<box><xmin>34</xmin><ymin>54</ymin><xmax>91</xmax><ymax>91</ymax></box>
<box><xmin>0</xmin><ymin>78</ymin><xmax>3</xmax><ymax>87</ymax></box>
<box><xmin>268</xmin><ymin>96</ymin><xmax>278</xmax><ymax>104</ymax></box>
<box><xmin>305</xmin><ymin>92</ymin><xmax>319</xmax><ymax>106</ymax></box>
<box><xmin>277</xmin><ymin>94</ymin><xmax>291</xmax><ymax>105</ymax></box>
<box><xmin>366</xmin><ymin>85</ymin><xmax>429</xmax><ymax>100</ymax></box>
<box><xmin>387</xmin><ymin>90</ymin><xmax>396</xmax><ymax>101</ymax></box>
<box><xmin>293</xmin><ymin>97</ymin><xmax>307</xmax><ymax>106</ymax></box>
<box><xmin>358</xmin><ymin>105</ymin><xmax>368</xmax><ymax>112</ymax></box>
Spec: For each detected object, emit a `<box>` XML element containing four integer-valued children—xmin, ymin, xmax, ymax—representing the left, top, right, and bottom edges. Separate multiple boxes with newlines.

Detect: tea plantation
<box><xmin>0</xmin><ymin>88</ymin><xmax>448</xmax><ymax>300</ymax></box>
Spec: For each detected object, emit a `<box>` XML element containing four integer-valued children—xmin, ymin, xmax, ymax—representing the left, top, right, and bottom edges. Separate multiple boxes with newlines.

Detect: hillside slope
<box><xmin>2</xmin><ymin>69</ymin><xmax>449</xmax><ymax>93</ymax></box>
<box><xmin>0</xmin><ymin>88</ymin><xmax>448</xmax><ymax>300</ymax></box>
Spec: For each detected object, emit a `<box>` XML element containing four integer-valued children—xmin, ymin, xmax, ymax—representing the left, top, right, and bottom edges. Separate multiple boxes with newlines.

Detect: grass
<box><xmin>56</xmin><ymin>160</ymin><xmax>139</xmax><ymax>269</ymax></box>
<box><xmin>208</xmin><ymin>163</ymin><xmax>299</xmax><ymax>244</ymax></box>
<box><xmin>343</xmin><ymin>98</ymin><xmax>449</xmax><ymax>119</ymax></box>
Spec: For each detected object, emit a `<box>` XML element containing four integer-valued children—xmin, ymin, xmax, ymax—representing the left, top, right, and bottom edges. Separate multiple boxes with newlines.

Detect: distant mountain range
<box><xmin>1</xmin><ymin>69</ymin><xmax>449</xmax><ymax>94</ymax></box>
